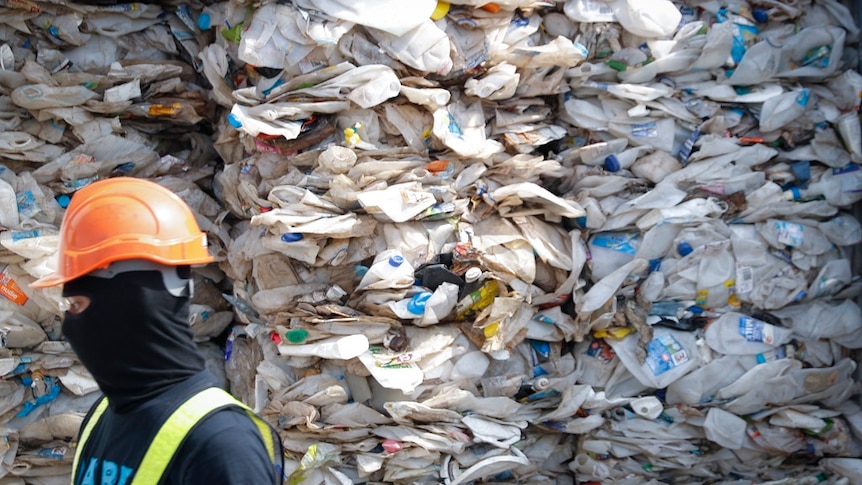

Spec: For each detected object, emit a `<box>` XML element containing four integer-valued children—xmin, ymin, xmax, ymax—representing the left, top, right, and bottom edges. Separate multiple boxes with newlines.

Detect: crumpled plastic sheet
<box><xmin>1</xmin><ymin>0</ymin><xmax>862</xmax><ymax>484</ymax></box>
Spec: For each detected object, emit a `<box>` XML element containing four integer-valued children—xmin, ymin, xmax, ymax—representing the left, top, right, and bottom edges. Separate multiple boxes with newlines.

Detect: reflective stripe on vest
<box><xmin>71</xmin><ymin>387</ymin><xmax>277</xmax><ymax>485</ymax></box>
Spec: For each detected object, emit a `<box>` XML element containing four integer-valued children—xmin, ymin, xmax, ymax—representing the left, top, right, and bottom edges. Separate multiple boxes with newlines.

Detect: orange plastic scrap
<box><xmin>148</xmin><ymin>103</ymin><xmax>183</xmax><ymax>117</ymax></box>
<box><xmin>6</xmin><ymin>0</ymin><xmax>40</xmax><ymax>12</ymax></box>
<box><xmin>425</xmin><ymin>160</ymin><xmax>450</xmax><ymax>173</ymax></box>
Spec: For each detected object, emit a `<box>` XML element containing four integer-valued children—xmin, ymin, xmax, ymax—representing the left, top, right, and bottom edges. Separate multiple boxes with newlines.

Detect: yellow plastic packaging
<box><xmin>456</xmin><ymin>279</ymin><xmax>499</xmax><ymax>320</ymax></box>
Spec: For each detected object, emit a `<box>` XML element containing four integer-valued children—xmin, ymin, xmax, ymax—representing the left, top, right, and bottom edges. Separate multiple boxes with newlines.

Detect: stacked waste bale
<box><xmin>0</xmin><ymin>0</ymin><xmax>861</xmax><ymax>484</ymax></box>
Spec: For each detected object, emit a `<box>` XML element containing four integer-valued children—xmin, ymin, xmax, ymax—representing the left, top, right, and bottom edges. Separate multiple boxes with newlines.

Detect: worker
<box><xmin>31</xmin><ymin>177</ymin><xmax>283</xmax><ymax>485</ymax></box>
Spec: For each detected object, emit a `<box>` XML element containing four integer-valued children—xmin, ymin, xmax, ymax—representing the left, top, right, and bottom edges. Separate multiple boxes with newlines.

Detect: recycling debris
<box><xmin>1</xmin><ymin>0</ymin><xmax>862</xmax><ymax>483</ymax></box>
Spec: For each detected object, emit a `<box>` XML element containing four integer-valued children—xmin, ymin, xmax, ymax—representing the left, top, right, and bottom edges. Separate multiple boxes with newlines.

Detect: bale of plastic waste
<box><xmin>1</xmin><ymin>0</ymin><xmax>862</xmax><ymax>484</ymax></box>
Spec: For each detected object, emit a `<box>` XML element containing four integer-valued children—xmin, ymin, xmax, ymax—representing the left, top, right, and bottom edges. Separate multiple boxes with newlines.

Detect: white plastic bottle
<box><xmin>420</xmin><ymin>282</ymin><xmax>459</xmax><ymax>326</ymax></box>
<box><xmin>759</xmin><ymin>88</ymin><xmax>812</xmax><ymax>132</ymax></box>
<box><xmin>818</xmin><ymin>213</ymin><xmax>862</xmax><ymax>247</ymax></box>
<box><xmin>782</xmin><ymin>164</ymin><xmax>862</xmax><ymax>206</ymax></box>
<box><xmin>695</xmin><ymin>172</ymin><xmax>766</xmax><ymax>196</ymax></box>
<box><xmin>355</xmin><ymin>251</ymin><xmax>415</xmax><ymax>291</ymax></box>
<box><xmin>197</xmin><ymin>4</ymin><xmax>226</xmax><ymax>32</ymax></box>
<box><xmin>464</xmin><ymin>62</ymin><xmax>519</xmax><ymax>100</ymax></box>
<box><xmin>587</xmin><ymin>232</ymin><xmax>639</xmax><ymax>281</ymax></box>
<box><xmin>757</xmin><ymin>219</ymin><xmax>834</xmax><ymax>255</ymax></box>
<box><xmin>227</xmin><ymin>104</ymin><xmax>302</xmax><ymax>140</ymax></box>
<box><xmin>11</xmin><ymin>84</ymin><xmax>97</xmax><ymax>110</ymax></box>
<box><xmin>577</xmin><ymin>138</ymin><xmax>629</xmax><ymax>166</ymax></box>
<box><xmin>704</xmin><ymin>312</ymin><xmax>794</xmax><ymax>355</ymax></box>
<box><xmin>602</xmin><ymin>146</ymin><xmax>650</xmax><ymax>172</ymax></box>
<box><xmin>388</xmin><ymin>291</ymin><xmax>432</xmax><ymax>320</ymax></box>
<box><xmin>277</xmin><ymin>334</ymin><xmax>370</xmax><ymax>360</ymax></box>
<box><xmin>630</xmin><ymin>150</ymin><xmax>682</xmax><ymax>184</ymax></box>
<box><xmin>399</xmin><ymin>85</ymin><xmax>450</xmax><ymax>109</ymax></box>
<box><xmin>0</xmin><ymin>178</ymin><xmax>18</xmax><ymax>229</ymax></box>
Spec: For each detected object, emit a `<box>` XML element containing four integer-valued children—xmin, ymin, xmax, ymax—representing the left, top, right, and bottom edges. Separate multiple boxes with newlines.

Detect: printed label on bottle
<box><xmin>695</xmin><ymin>289</ymin><xmax>709</xmax><ymax>308</ymax></box>
<box><xmin>591</xmin><ymin>233</ymin><xmax>637</xmax><ymax>254</ymax></box>
<box><xmin>724</xmin><ymin>278</ymin><xmax>740</xmax><ymax>308</ymax></box>
<box><xmin>36</xmin><ymin>446</ymin><xmax>67</xmax><ymax>460</ymax></box>
<box><xmin>10</xmin><ymin>229</ymin><xmax>39</xmax><ymax>242</ymax></box>
<box><xmin>798</xmin><ymin>45</ymin><xmax>831</xmax><ymax>68</ymax></box>
<box><xmin>584</xmin><ymin>0</ymin><xmax>613</xmax><ymax>15</ymax></box>
<box><xmin>795</xmin><ymin>89</ymin><xmax>810</xmax><ymax>107</ymax></box>
<box><xmin>775</xmin><ymin>221</ymin><xmax>804</xmax><ymax>248</ymax></box>
<box><xmin>585</xmin><ymin>339</ymin><xmax>616</xmax><ymax>364</ymax></box>
<box><xmin>645</xmin><ymin>334</ymin><xmax>689</xmax><ymax>377</ymax></box>
<box><xmin>533</xmin><ymin>313</ymin><xmax>556</xmax><ymax>325</ymax></box>
<box><xmin>0</xmin><ymin>268</ymin><xmax>27</xmax><ymax>305</ymax></box>
<box><xmin>735</xmin><ymin>263</ymin><xmax>754</xmax><ymax>294</ymax></box>
<box><xmin>738</xmin><ymin>316</ymin><xmax>775</xmax><ymax>344</ymax></box>
<box><xmin>756</xmin><ymin>343</ymin><xmax>794</xmax><ymax>364</ymax></box>
<box><xmin>16</xmin><ymin>191</ymin><xmax>38</xmax><ymax>219</ymax></box>
<box><xmin>63</xmin><ymin>176</ymin><xmax>97</xmax><ymax>191</ymax></box>
<box><xmin>832</xmin><ymin>164</ymin><xmax>859</xmax><ymax>175</ymax></box>
<box><xmin>631</xmin><ymin>122</ymin><xmax>658</xmax><ymax>138</ymax></box>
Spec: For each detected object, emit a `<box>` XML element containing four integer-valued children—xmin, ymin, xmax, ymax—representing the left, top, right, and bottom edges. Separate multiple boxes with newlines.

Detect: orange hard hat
<box><xmin>30</xmin><ymin>177</ymin><xmax>213</xmax><ymax>289</ymax></box>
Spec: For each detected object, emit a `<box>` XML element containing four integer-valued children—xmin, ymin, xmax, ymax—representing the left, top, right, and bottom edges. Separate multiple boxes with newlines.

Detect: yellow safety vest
<box><xmin>71</xmin><ymin>387</ymin><xmax>278</xmax><ymax>485</ymax></box>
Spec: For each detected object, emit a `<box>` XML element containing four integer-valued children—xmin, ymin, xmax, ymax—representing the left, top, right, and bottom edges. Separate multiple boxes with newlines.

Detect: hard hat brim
<box><xmin>29</xmin><ymin>272</ymin><xmax>66</xmax><ymax>289</ymax></box>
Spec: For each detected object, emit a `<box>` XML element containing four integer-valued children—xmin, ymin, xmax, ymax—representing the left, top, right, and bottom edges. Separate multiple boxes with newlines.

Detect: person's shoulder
<box><xmin>172</xmin><ymin>406</ymin><xmax>281</xmax><ymax>484</ymax></box>
<box><xmin>187</xmin><ymin>403</ymin><xmax>275</xmax><ymax>453</ymax></box>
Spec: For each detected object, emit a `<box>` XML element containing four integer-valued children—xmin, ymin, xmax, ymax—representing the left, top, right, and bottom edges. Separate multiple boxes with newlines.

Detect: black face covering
<box><xmin>62</xmin><ymin>270</ymin><xmax>205</xmax><ymax>413</ymax></box>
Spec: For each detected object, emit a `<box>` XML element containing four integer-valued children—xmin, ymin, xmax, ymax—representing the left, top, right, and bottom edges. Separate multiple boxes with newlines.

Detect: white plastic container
<box><xmin>704</xmin><ymin>407</ymin><xmax>747</xmax><ymax>450</ymax></box>
<box><xmin>388</xmin><ymin>291</ymin><xmax>432</xmax><ymax>320</ymax></box>
<box><xmin>605</xmin><ymin>327</ymin><xmax>700</xmax><ymax>389</ymax></box>
<box><xmin>782</xmin><ymin>164</ymin><xmax>862</xmax><ymax>207</ymax></box>
<box><xmin>587</xmin><ymin>232</ymin><xmax>639</xmax><ymax>281</ymax></box>
<box><xmin>704</xmin><ymin>312</ymin><xmax>794</xmax><ymax>355</ymax></box>
<box><xmin>757</xmin><ymin>219</ymin><xmax>834</xmax><ymax>255</ymax></box>
<box><xmin>760</xmin><ymin>89</ymin><xmax>813</xmax><ymax>132</ymax></box>
<box><xmin>603</xmin><ymin>146</ymin><xmax>650</xmax><ymax>172</ymax></box>
<box><xmin>228</xmin><ymin>104</ymin><xmax>302</xmax><ymax>140</ymax></box>
<box><xmin>577</xmin><ymin>138</ymin><xmax>629</xmax><ymax>166</ymax></box>
<box><xmin>630</xmin><ymin>150</ymin><xmax>682</xmax><ymax>184</ymax></box>
<box><xmin>355</xmin><ymin>250</ymin><xmax>415</xmax><ymax>291</ymax></box>
<box><xmin>448</xmin><ymin>351</ymin><xmax>490</xmax><ymax>381</ymax></box>
<box><xmin>279</xmin><ymin>334</ymin><xmax>371</xmax><ymax>360</ymax></box>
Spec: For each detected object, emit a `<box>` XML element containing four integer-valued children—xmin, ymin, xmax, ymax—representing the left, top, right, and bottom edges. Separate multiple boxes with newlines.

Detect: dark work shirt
<box><xmin>73</xmin><ymin>371</ymin><xmax>282</xmax><ymax>485</ymax></box>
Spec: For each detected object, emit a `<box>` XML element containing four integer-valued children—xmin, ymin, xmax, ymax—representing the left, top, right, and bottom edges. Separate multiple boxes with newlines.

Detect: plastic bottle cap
<box><xmin>678</xmin><ymin>242</ymin><xmax>693</xmax><ymax>257</ymax></box>
<box><xmin>227</xmin><ymin>113</ymin><xmax>242</xmax><ymax>129</ymax></box>
<box><xmin>56</xmin><ymin>194</ymin><xmax>70</xmax><ymax>208</ymax></box>
<box><xmin>407</xmin><ymin>292</ymin><xmax>432</xmax><ymax>315</ymax></box>
<box><xmin>198</xmin><ymin>12</ymin><xmax>212</xmax><ymax>30</ymax></box>
<box><xmin>431</xmin><ymin>1</ymin><xmax>450</xmax><ymax>20</ymax></box>
<box><xmin>784</xmin><ymin>187</ymin><xmax>801</xmax><ymax>201</ymax></box>
<box><xmin>604</xmin><ymin>154</ymin><xmax>621</xmax><ymax>172</ymax></box>
<box><xmin>388</xmin><ymin>255</ymin><xmax>404</xmax><ymax>267</ymax></box>
<box><xmin>382</xmin><ymin>439</ymin><xmax>403</xmax><ymax>453</ymax></box>
<box><xmin>383</xmin><ymin>334</ymin><xmax>408</xmax><ymax>352</ymax></box>
<box><xmin>533</xmin><ymin>377</ymin><xmax>550</xmax><ymax>391</ymax></box>
<box><xmin>354</xmin><ymin>265</ymin><xmax>369</xmax><ymax>277</ymax></box>
<box><xmin>465</xmin><ymin>267</ymin><xmax>482</xmax><ymax>283</ymax></box>
<box><xmin>281</xmin><ymin>232</ymin><xmax>303</xmax><ymax>242</ymax></box>
<box><xmin>752</xmin><ymin>7</ymin><xmax>768</xmax><ymax>23</ymax></box>
<box><xmin>285</xmin><ymin>328</ymin><xmax>308</xmax><ymax>344</ymax></box>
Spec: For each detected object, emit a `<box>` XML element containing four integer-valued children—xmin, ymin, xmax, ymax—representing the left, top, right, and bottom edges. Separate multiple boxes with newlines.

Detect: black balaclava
<box><xmin>62</xmin><ymin>269</ymin><xmax>205</xmax><ymax>413</ymax></box>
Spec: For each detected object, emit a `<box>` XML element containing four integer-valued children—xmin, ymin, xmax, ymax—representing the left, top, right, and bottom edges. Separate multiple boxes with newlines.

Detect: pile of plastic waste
<box><xmin>1</xmin><ymin>0</ymin><xmax>862</xmax><ymax>483</ymax></box>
